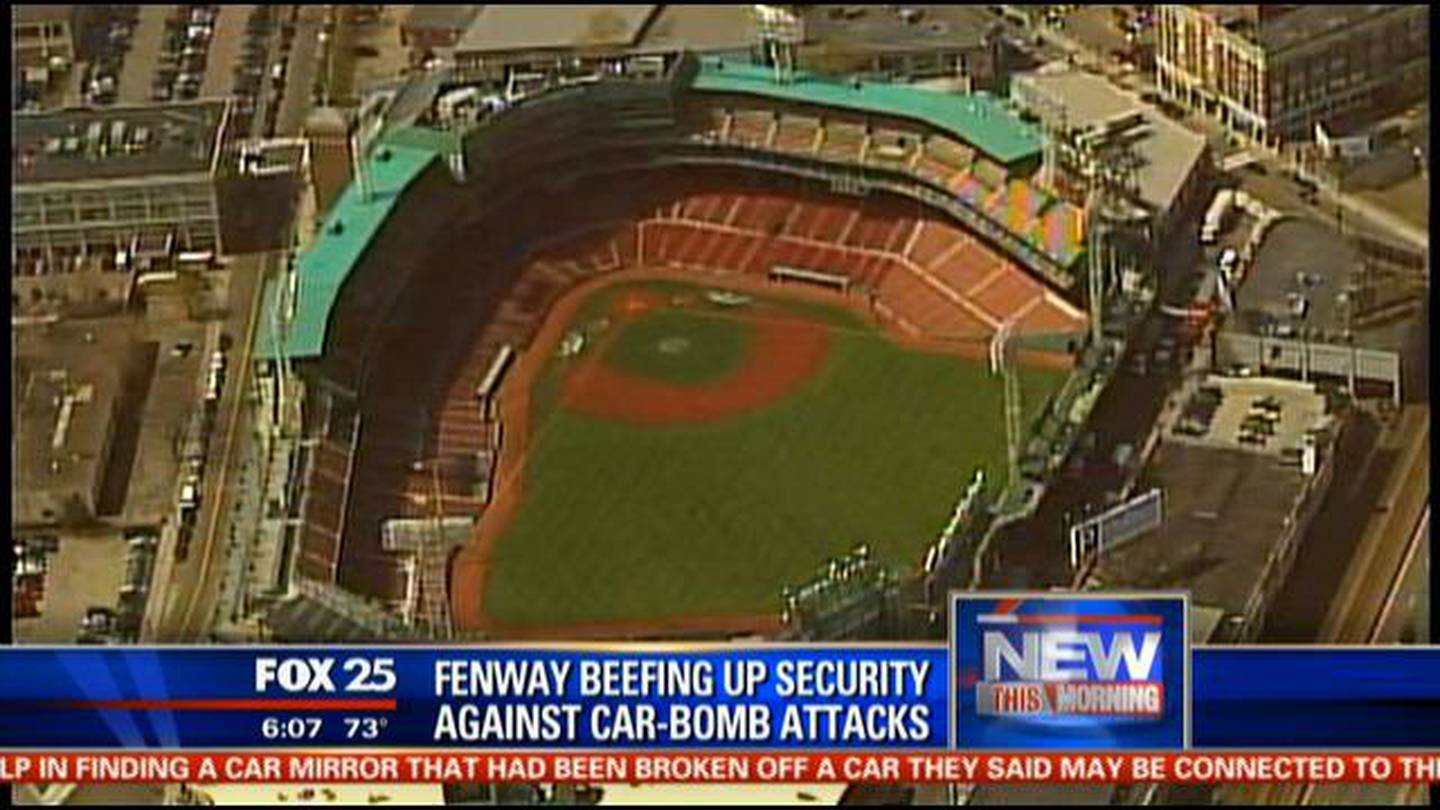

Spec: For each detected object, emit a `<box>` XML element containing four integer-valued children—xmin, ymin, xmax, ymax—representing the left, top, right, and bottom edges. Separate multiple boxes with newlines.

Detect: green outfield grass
<box><xmin>483</xmin><ymin>282</ymin><xmax>1068</xmax><ymax>626</ymax></box>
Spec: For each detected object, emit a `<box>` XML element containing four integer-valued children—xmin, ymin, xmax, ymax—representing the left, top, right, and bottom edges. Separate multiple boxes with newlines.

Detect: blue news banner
<box><xmin>0</xmin><ymin>641</ymin><xmax>1438</xmax><ymax>751</ymax></box>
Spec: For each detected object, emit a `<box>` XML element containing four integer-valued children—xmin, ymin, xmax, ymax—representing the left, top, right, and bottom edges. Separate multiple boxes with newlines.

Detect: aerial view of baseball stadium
<box><xmin>13</xmin><ymin>4</ymin><xmax>1433</xmax><ymax>806</ymax></box>
<box><xmin>257</xmin><ymin>52</ymin><xmax>1099</xmax><ymax>642</ymax></box>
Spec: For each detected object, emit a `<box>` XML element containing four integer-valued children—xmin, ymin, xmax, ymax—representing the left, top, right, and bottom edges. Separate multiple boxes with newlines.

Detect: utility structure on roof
<box><xmin>1023</xmin><ymin>80</ymin><xmax>1148</xmax><ymax>339</ymax></box>
<box><xmin>1073</xmin><ymin>113</ymin><xmax>1147</xmax><ymax>345</ymax></box>
<box><xmin>751</xmin><ymin>5</ymin><xmax>804</xmax><ymax>84</ymax></box>
<box><xmin>350</xmin><ymin>94</ymin><xmax>392</xmax><ymax>203</ymax></box>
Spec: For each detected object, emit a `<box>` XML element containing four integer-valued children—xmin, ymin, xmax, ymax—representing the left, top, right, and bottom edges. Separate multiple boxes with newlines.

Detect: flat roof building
<box><xmin>1011</xmin><ymin>65</ymin><xmax>1212</xmax><ymax>246</ymax></box>
<box><xmin>455</xmin><ymin>4</ymin><xmax>659</xmax><ymax>55</ymax></box>
<box><xmin>401</xmin><ymin>5</ymin><xmax>481</xmax><ymax>51</ymax></box>
<box><xmin>450</xmin><ymin>5</ymin><xmax>755</xmax><ymax>82</ymax></box>
<box><xmin>1082</xmin><ymin>377</ymin><xmax>1338</xmax><ymax>642</ymax></box>
<box><xmin>798</xmin><ymin>5</ymin><xmax>1007</xmax><ymax>92</ymax></box>
<box><xmin>14</xmin><ymin>326</ymin><xmax>132</xmax><ymax>528</ymax></box>
<box><xmin>13</xmin><ymin>100</ymin><xmax>230</xmax><ymax>268</ymax></box>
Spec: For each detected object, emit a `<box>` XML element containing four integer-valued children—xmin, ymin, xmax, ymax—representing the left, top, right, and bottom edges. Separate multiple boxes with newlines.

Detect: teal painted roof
<box><xmin>690</xmin><ymin>57</ymin><xmax>1042</xmax><ymax>165</ymax></box>
<box><xmin>257</xmin><ymin>138</ymin><xmax>441</xmax><ymax>361</ymax></box>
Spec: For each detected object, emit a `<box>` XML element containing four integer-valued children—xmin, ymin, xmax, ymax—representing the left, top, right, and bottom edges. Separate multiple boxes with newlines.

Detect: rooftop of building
<box><xmin>1257</xmin><ymin>4</ymin><xmax>1406</xmax><ymax>53</ymax></box>
<box><xmin>453</xmin><ymin>4</ymin><xmax>660</xmax><ymax>54</ymax></box>
<box><xmin>13</xmin><ymin>100</ymin><xmax>230</xmax><ymax>185</ymax></box>
<box><xmin>691</xmin><ymin>56</ymin><xmax>1043</xmax><ymax>165</ymax></box>
<box><xmin>1085</xmin><ymin>378</ymin><xmax>1334</xmax><ymax>618</ymax></box>
<box><xmin>1204</xmin><ymin>4</ymin><xmax>1262</xmax><ymax>38</ymax></box>
<box><xmin>635</xmin><ymin>5</ymin><xmax>756</xmax><ymax>54</ymax></box>
<box><xmin>800</xmin><ymin>4</ymin><xmax>998</xmax><ymax>54</ymax></box>
<box><xmin>1011</xmin><ymin>65</ymin><xmax>1208</xmax><ymax>218</ymax></box>
<box><xmin>1088</xmin><ymin>444</ymin><xmax>1304</xmax><ymax>617</ymax></box>
<box><xmin>402</xmin><ymin>4</ymin><xmax>482</xmax><ymax>33</ymax></box>
<box><xmin>14</xmin><ymin>325</ymin><xmax>130</xmax><ymax>525</ymax></box>
<box><xmin>1232</xmin><ymin>217</ymin><xmax>1418</xmax><ymax>352</ymax></box>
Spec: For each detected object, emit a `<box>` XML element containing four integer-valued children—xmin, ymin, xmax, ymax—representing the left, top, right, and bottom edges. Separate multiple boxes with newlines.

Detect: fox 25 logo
<box><xmin>949</xmin><ymin>592</ymin><xmax>1190</xmax><ymax>750</ymax></box>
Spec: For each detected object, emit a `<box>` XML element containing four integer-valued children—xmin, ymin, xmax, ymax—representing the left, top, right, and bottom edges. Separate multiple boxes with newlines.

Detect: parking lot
<box><xmin>14</xmin><ymin>532</ymin><xmax>132</xmax><ymax>643</ymax></box>
<box><xmin>109</xmin><ymin>5</ymin><xmax>287</xmax><ymax>141</ymax></box>
<box><xmin>1167</xmin><ymin>376</ymin><xmax>1330</xmax><ymax>458</ymax></box>
<box><xmin>72</xmin><ymin>6</ymin><xmax>140</xmax><ymax>106</ymax></box>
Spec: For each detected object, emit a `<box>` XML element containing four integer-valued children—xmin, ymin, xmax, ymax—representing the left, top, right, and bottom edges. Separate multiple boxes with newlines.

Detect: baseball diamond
<box><xmin>450</xmin><ymin>275</ymin><xmax>1068</xmax><ymax>633</ymax></box>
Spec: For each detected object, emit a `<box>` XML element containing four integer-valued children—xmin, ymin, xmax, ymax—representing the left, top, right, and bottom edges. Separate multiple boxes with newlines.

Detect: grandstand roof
<box><xmin>690</xmin><ymin>57</ymin><xmax>1042</xmax><ymax>165</ymax></box>
<box><xmin>258</xmin><ymin>134</ymin><xmax>441</xmax><ymax>361</ymax></box>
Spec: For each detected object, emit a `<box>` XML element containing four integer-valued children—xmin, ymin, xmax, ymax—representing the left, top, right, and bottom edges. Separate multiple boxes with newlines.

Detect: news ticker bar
<box><xmin>0</xmin><ymin>646</ymin><xmax>1437</xmax><ymax>749</ymax></box>
<box><xmin>3</xmin><ymin>752</ymin><xmax>1439</xmax><ymax>785</ymax></box>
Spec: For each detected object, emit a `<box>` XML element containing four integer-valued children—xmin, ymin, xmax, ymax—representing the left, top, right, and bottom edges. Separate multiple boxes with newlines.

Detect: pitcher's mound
<box><xmin>657</xmin><ymin>336</ymin><xmax>691</xmax><ymax>355</ymax></box>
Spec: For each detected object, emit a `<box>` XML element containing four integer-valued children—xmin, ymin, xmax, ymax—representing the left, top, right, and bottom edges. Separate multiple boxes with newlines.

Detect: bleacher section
<box><xmin>295</xmin><ymin>397</ymin><xmax>360</xmax><ymax>584</ymax></box>
<box><xmin>729</xmin><ymin>109</ymin><xmax>774</xmax><ymax>150</ymax></box>
<box><xmin>914</xmin><ymin>137</ymin><xmax>976</xmax><ymax>187</ymax></box>
<box><xmin>773</xmin><ymin>114</ymin><xmax>822</xmax><ymax>155</ymax></box>
<box><xmin>817</xmin><ymin>121</ymin><xmax>867</xmax><ymax>165</ymax></box>
<box><xmin>633</xmin><ymin>178</ymin><xmax>1087</xmax><ymax>342</ymax></box>
<box><xmin>296</xmin><ymin>439</ymin><xmax>352</xmax><ymax>583</ymax></box>
<box><xmin>864</xmin><ymin>129</ymin><xmax>918</xmax><ymax>172</ymax></box>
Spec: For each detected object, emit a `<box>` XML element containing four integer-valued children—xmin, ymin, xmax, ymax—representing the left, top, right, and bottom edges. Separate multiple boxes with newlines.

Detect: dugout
<box><xmin>474</xmin><ymin>344</ymin><xmax>515</xmax><ymax>419</ymax></box>
<box><xmin>769</xmin><ymin>264</ymin><xmax>850</xmax><ymax>293</ymax></box>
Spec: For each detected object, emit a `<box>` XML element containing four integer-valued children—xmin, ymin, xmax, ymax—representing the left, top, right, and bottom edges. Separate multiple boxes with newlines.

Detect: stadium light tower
<box><xmin>1074</xmin><ymin>116</ymin><xmax>1145</xmax><ymax>347</ymax></box>
<box><xmin>349</xmin><ymin>93</ymin><xmax>391</xmax><ymax>203</ymax></box>
<box><xmin>751</xmin><ymin>5</ymin><xmax>804</xmax><ymax>84</ymax></box>
<box><xmin>1084</xmin><ymin>187</ymin><xmax>1107</xmax><ymax>346</ymax></box>
<box><xmin>989</xmin><ymin>317</ymin><xmax>1023</xmax><ymax>490</ymax></box>
<box><xmin>1033</xmin><ymin>90</ymin><xmax>1069</xmax><ymax>193</ymax></box>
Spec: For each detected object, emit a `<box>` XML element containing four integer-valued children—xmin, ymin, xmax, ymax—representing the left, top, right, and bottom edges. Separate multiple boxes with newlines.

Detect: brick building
<box><xmin>1155</xmin><ymin>4</ymin><xmax>1429</xmax><ymax>151</ymax></box>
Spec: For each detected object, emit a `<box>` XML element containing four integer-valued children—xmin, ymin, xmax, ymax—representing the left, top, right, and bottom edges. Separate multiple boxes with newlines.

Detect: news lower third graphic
<box><xmin>950</xmin><ymin>592</ymin><xmax>1189</xmax><ymax>751</ymax></box>
<box><xmin>0</xmin><ymin>593</ymin><xmax>1438</xmax><ymax>753</ymax></box>
<box><xmin>0</xmin><ymin>647</ymin><xmax>950</xmax><ymax>749</ymax></box>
